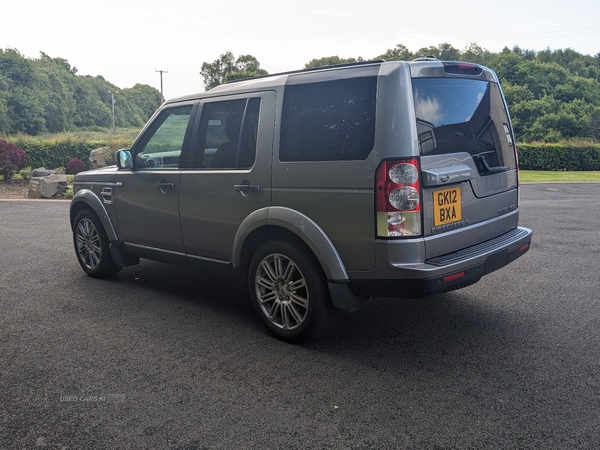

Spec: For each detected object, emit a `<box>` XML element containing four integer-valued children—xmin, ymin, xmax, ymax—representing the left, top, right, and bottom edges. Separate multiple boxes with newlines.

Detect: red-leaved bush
<box><xmin>66</xmin><ymin>158</ymin><xmax>86</xmax><ymax>175</ymax></box>
<box><xmin>0</xmin><ymin>140</ymin><xmax>27</xmax><ymax>181</ymax></box>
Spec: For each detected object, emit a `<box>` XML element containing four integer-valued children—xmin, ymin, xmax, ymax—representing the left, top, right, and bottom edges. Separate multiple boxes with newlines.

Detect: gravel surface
<box><xmin>0</xmin><ymin>179</ymin><xmax>29</xmax><ymax>199</ymax></box>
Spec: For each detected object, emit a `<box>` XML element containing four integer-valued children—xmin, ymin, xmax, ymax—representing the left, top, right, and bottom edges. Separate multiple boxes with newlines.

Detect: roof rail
<box><xmin>225</xmin><ymin>59</ymin><xmax>387</xmax><ymax>85</ymax></box>
<box><xmin>412</xmin><ymin>56</ymin><xmax>439</xmax><ymax>62</ymax></box>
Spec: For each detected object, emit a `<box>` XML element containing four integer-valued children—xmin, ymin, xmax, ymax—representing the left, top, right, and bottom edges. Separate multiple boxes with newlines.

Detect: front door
<box><xmin>114</xmin><ymin>104</ymin><xmax>195</xmax><ymax>254</ymax></box>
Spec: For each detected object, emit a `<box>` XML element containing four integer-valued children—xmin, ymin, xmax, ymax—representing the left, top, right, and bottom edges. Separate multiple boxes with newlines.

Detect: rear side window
<box><xmin>280</xmin><ymin>77</ymin><xmax>376</xmax><ymax>161</ymax></box>
<box><xmin>193</xmin><ymin>98</ymin><xmax>261</xmax><ymax>169</ymax></box>
<box><xmin>412</xmin><ymin>78</ymin><xmax>516</xmax><ymax>175</ymax></box>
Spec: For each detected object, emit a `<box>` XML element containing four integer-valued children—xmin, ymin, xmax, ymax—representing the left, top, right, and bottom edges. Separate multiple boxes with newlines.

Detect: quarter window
<box><xmin>280</xmin><ymin>77</ymin><xmax>377</xmax><ymax>162</ymax></box>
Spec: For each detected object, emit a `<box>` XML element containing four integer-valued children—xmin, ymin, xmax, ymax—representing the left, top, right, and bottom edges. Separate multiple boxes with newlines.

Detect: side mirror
<box><xmin>116</xmin><ymin>149</ymin><xmax>133</xmax><ymax>169</ymax></box>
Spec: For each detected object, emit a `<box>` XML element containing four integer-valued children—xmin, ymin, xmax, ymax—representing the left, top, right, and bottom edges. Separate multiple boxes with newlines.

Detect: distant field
<box><xmin>519</xmin><ymin>170</ymin><xmax>600</xmax><ymax>183</ymax></box>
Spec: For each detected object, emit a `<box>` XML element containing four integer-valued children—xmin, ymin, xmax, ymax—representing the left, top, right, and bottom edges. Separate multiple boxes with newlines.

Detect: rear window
<box><xmin>412</xmin><ymin>78</ymin><xmax>516</xmax><ymax>175</ymax></box>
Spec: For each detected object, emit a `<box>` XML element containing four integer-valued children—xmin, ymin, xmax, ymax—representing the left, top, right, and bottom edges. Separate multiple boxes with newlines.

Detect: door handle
<box><xmin>234</xmin><ymin>184</ymin><xmax>261</xmax><ymax>192</ymax></box>
<box><xmin>234</xmin><ymin>183</ymin><xmax>261</xmax><ymax>197</ymax></box>
<box><xmin>156</xmin><ymin>180</ymin><xmax>174</xmax><ymax>194</ymax></box>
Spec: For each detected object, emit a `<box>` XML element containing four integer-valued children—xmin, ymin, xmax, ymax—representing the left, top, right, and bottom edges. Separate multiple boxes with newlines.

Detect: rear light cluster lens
<box><xmin>376</xmin><ymin>159</ymin><xmax>422</xmax><ymax>237</ymax></box>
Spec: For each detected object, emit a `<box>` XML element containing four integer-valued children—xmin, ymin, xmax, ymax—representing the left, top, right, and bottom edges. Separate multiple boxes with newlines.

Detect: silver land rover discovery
<box><xmin>70</xmin><ymin>58</ymin><xmax>532</xmax><ymax>342</ymax></box>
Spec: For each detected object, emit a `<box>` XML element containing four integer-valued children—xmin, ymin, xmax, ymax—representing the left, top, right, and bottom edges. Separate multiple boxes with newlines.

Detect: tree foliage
<box><xmin>200</xmin><ymin>52</ymin><xmax>268</xmax><ymax>90</ymax></box>
<box><xmin>314</xmin><ymin>43</ymin><xmax>600</xmax><ymax>142</ymax></box>
<box><xmin>3</xmin><ymin>44</ymin><xmax>600</xmax><ymax>144</ymax></box>
<box><xmin>0</xmin><ymin>49</ymin><xmax>162</xmax><ymax>136</ymax></box>
<box><xmin>304</xmin><ymin>56</ymin><xmax>364</xmax><ymax>69</ymax></box>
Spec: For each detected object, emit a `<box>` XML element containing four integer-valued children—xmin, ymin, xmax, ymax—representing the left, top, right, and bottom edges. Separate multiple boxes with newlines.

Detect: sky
<box><xmin>2</xmin><ymin>0</ymin><xmax>600</xmax><ymax>100</ymax></box>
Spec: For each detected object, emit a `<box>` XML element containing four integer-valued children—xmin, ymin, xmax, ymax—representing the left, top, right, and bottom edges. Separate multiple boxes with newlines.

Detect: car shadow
<box><xmin>88</xmin><ymin>260</ymin><xmax>535</xmax><ymax>368</ymax></box>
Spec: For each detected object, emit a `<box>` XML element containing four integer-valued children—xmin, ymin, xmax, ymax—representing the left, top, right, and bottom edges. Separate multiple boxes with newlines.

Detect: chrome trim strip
<box><xmin>186</xmin><ymin>254</ymin><xmax>230</xmax><ymax>265</ymax></box>
<box><xmin>124</xmin><ymin>243</ymin><xmax>231</xmax><ymax>265</ymax></box>
<box><xmin>125</xmin><ymin>242</ymin><xmax>185</xmax><ymax>257</ymax></box>
<box><xmin>73</xmin><ymin>181</ymin><xmax>123</xmax><ymax>187</ymax></box>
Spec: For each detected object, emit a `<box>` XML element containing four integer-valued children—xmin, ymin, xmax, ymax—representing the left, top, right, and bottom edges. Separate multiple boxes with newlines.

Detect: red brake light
<box><xmin>443</xmin><ymin>62</ymin><xmax>483</xmax><ymax>76</ymax></box>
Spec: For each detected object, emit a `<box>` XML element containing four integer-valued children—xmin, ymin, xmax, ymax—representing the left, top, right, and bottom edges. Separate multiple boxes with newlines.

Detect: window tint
<box><xmin>280</xmin><ymin>77</ymin><xmax>376</xmax><ymax>161</ymax></box>
<box><xmin>134</xmin><ymin>105</ymin><xmax>192</xmax><ymax>170</ymax></box>
<box><xmin>193</xmin><ymin>98</ymin><xmax>261</xmax><ymax>169</ymax></box>
<box><xmin>412</xmin><ymin>78</ymin><xmax>516</xmax><ymax>174</ymax></box>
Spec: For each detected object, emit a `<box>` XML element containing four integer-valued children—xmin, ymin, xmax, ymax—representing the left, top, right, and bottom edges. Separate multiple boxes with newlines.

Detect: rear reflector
<box><xmin>443</xmin><ymin>271</ymin><xmax>466</xmax><ymax>283</ymax></box>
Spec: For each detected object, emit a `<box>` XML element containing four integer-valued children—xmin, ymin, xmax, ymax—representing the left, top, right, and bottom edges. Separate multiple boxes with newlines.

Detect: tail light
<box><xmin>376</xmin><ymin>158</ymin><xmax>422</xmax><ymax>237</ymax></box>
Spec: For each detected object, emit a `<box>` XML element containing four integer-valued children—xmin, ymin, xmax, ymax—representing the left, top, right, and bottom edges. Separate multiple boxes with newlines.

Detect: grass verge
<box><xmin>519</xmin><ymin>171</ymin><xmax>600</xmax><ymax>182</ymax></box>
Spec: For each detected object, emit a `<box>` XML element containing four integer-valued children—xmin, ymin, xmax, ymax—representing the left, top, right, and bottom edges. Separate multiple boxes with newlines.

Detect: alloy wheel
<box><xmin>254</xmin><ymin>253</ymin><xmax>309</xmax><ymax>331</ymax></box>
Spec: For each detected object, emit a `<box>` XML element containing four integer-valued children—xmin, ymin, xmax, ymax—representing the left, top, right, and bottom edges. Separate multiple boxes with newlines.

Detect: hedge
<box><xmin>517</xmin><ymin>143</ymin><xmax>600</xmax><ymax>171</ymax></box>
<box><xmin>3</xmin><ymin>134</ymin><xmax>600</xmax><ymax>172</ymax></box>
<box><xmin>4</xmin><ymin>134</ymin><xmax>133</xmax><ymax>171</ymax></box>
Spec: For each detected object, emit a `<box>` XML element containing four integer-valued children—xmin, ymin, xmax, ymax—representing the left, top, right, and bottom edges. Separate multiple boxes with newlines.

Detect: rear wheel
<box><xmin>73</xmin><ymin>210</ymin><xmax>122</xmax><ymax>278</ymax></box>
<box><xmin>248</xmin><ymin>240</ymin><xmax>337</xmax><ymax>343</ymax></box>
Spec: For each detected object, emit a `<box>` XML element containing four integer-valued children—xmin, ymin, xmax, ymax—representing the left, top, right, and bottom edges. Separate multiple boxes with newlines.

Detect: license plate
<box><xmin>433</xmin><ymin>187</ymin><xmax>462</xmax><ymax>226</ymax></box>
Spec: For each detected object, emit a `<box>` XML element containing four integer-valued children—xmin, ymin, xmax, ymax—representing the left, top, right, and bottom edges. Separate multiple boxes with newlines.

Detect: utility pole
<box><xmin>108</xmin><ymin>90</ymin><xmax>116</xmax><ymax>132</ymax></box>
<box><xmin>155</xmin><ymin>69</ymin><xmax>168</xmax><ymax>102</ymax></box>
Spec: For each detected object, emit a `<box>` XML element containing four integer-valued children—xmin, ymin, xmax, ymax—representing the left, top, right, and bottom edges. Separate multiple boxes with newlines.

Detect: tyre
<box><xmin>248</xmin><ymin>240</ymin><xmax>338</xmax><ymax>343</ymax></box>
<box><xmin>73</xmin><ymin>210</ymin><xmax>122</xmax><ymax>278</ymax></box>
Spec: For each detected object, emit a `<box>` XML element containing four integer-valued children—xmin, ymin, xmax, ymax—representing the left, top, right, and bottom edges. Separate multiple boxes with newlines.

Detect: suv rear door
<box><xmin>412</xmin><ymin>63</ymin><xmax>520</xmax><ymax>259</ymax></box>
<box><xmin>179</xmin><ymin>91</ymin><xmax>276</xmax><ymax>264</ymax></box>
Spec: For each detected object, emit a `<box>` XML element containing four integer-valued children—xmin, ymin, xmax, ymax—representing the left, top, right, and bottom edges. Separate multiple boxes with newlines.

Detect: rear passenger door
<box><xmin>179</xmin><ymin>92</ymin><xmax>276</xmax><ymax>264</ymax></box>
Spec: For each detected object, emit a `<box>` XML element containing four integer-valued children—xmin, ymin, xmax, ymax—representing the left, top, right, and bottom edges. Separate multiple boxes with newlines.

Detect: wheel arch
<box><xmin>70</xmin><ymin>190</ymin><xmax>118</xmax><ymax>243</ymax></box>
<box><xmin>233</xmin><ymin>206</ymin><xmax>349</xmax><ymax>282</ymax></box>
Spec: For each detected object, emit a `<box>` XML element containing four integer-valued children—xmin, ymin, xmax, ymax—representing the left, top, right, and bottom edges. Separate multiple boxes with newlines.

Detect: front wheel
<box><xmin>73</xmin><ymin>210</ymin><xmax>122</xmax><ymax>278</ymax></box>
<box><xmin>248</xmin><ymin>240</ymin><xmax>337</xmax><ymax>343</ymax></box>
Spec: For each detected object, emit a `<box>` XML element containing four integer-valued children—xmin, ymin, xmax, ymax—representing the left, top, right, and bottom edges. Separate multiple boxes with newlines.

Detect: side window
<box><xmin>193</xmin><ymin>98</ymin><xmax>261</xmax><ymax>169</ymax></box>
<box><xmin>133</xmin><ymin>105</ymin><xmax>193</xmax><ymax>170</ymax></box>
<box><xmin>280</xmin><ymin>77</ymin><xmax>376</xmax><ymax>162</ymax></box>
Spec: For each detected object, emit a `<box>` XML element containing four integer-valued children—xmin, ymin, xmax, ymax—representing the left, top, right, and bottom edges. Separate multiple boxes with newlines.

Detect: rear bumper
<box><xmin>348</xmin><ymin>226</ymin><xmax>532</xmax><ymax>298</ymax></box>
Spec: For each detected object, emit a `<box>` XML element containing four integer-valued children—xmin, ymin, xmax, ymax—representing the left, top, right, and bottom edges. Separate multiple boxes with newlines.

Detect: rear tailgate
<box><xmin>411</xmin><ymin>64</ymin><xmax>520</xmax><ymax>259</ymax></box>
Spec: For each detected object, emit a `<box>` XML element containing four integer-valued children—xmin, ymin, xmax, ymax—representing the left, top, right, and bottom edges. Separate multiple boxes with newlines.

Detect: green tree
<box><xmin>304</xmin><ymin>55</ymin><xmax>363</xmax><ymax>69</ymax></box>
<box><xmin>461</xmin><ymin>42</ymin><xmax>492</xmax><ymax>65</ymax></box>
<box><xmin>200</xmin><ymin>52</ymin><xmax>268</xmax><ymax>90</ymax></box>
<box><xmin>0</xmin><ymin>49</ymin><xmax>46</xmax><ymax>134</ymax></box>
<box><xmin>72</xmin><ymin>76</ymin><xmax>112</xmax><ymax>128</ymax></box>
<box><xmin>375</xmin><ymin>44</ymin><xmax>413</xmax><ymax>61</ymax></box>
<box><xmin>34</xmin><ymin>52</ymin><xmax>78</xmax><ymax>132</ymax></box>
<box><xmin>0</xmin><ymin>48</ymin><xmax>162</xmax><ymax>134</ymax></box>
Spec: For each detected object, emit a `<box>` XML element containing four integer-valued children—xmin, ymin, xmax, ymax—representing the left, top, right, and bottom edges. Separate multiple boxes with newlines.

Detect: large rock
<box><xmin>89</xmin><ymin>147</ymin><xmax>114</xmax><ymax>169</ymax></box>
<box><xmin>28</xmin><ymin>168</ymin><xmax>68</xmax><ymax>199</ymax></box>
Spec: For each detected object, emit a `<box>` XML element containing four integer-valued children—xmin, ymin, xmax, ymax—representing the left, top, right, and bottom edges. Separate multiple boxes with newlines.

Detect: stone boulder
<box><xmin>89</xmin><ymin>147</ymin><xmax>114</xmax><ymax>169</ymax></box>
<box><xmin>28</xmin><ymin>168</ymin><xmax>68</xmax><ymax>199</ymax></box>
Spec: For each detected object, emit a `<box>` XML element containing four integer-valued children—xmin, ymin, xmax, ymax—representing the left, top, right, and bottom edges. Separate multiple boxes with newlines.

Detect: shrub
<box><xmin>0</xmin><ymin>140</ymin><xmax>28</xmax><ymax>181</ymax></box>
<box><xmin>518</xmin><ymin>142</ymin><xmax>600</xmax><ymax>170</ymax></box>
<box><xmin>67</xmin><ymin>158</ymin><xmax>86</xmax><ymax>174</ymax></box>
<box><xmin>5</xmin><ymin>134</ymin><xmax>134</xmax><ymax>170</ymax></box>
<box><xmin>60</xmin><ymin>185</ymin><xmax>74</xmax><ymax>199</ymax></box>
<box><xmin>19</xmin><ymin>166</ymin><xmax>32</xmax><ymax>180</ymax></box>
